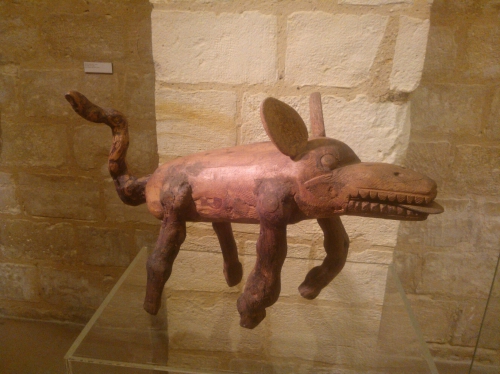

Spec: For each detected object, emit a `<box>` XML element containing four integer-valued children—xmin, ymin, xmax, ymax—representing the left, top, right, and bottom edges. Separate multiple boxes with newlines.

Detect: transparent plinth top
<box><xmin>470</xmin><ymin>252</ymin><xmax>500</xmax><ymax>374</ymax></box>
<box><xmin>65</xmin><ymin>247</ymin><xmax>438</xmax><ymax>374</ymax></box>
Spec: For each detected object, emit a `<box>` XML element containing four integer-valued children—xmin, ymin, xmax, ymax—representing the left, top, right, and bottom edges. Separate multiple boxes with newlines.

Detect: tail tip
<box><xmin>65</xmin><ymin>90</ymin><xmax>87</xmax><ymax>106</ymax></box>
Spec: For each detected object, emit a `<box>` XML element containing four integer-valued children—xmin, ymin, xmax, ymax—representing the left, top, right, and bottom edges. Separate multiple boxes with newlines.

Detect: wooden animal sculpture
<box><xmin>65</xmin><ymin>91</ymin><xmax>443</xmax><ymax>329</ymax></box>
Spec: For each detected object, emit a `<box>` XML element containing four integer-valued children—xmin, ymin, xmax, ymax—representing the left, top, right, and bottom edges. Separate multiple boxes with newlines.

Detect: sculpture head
<box><xmin>260</xmin><ymin>96</ymin><xmax>443</xmax><ymax>221</ymax></box>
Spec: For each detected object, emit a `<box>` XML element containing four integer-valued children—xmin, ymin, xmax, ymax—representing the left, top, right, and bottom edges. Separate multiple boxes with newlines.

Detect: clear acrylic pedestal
<box><xmin>65</xmin><ymin>247</ymin><xmax>438</xmax><ymax>373</ymax></box>
<box><xmin>470</xmin><ymin>252</ymin><xmax>500</xmax><ymax>374</ymax></box>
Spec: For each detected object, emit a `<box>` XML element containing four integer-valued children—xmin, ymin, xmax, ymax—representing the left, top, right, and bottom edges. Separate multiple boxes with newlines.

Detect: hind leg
<box><xmin>298</xmin><ymin>216</ymin><xmax>349</xmax><ymax>300</ymax></box>
<box><xmin>212</xmin><ymin>222</ymin><xmax>243</xmax><ymax>287</ymax></box>
<box><xmin>143</xmin><ymin>184</ymin><xmax>191</xmax><ymax>315</ymax></box>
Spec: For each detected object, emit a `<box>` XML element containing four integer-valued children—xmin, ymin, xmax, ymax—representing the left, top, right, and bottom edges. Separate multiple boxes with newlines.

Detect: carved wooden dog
<box><xmin>65</xmin><ymin>91</ymin><xmax>443</xmax><ymax>329</ymax></box>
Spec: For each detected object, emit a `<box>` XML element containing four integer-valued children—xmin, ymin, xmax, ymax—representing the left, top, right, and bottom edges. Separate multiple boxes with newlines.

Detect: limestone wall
<box><xmin>1</xmin><ymin>0</ymin><xmax>498</xmax><ymax>368</ymax></box>
<box><xmin>149</xmin><ymin>0</ymin><xmax>433</xmax><ymax>358</ymax></box>
<box><xmin>394</xmin><ymin>0</ymin><xmax>500</xmax><ymax>368</ymax></box>
<box><xmin>0</xmin><ymin>0</ymin><xmax>159</xmax><ymax>322</ymax></box>
<box><xmin>150</xmin><ymin>0</ymin><xmax>431</xmax><ymax>272</ymax></box>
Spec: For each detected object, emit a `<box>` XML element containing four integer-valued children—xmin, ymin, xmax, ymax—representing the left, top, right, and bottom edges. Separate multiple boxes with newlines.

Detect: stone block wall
<box><xmin>0</xmin><ymin>0</ymin><xmax>159</xmax><ymax>322</ymax></box>
<box><xmin>394</xmin><ymin>0</ymin><xmax>500</xmax><ymax>368</ymax></box>
<box><xmin>150</xmin><ymin>0</ymin><xmax>432</xmax><ymax>269</ymax></box>
<box><xmin>1</xmin><ymin>0</ymin><xmax>497</xmax><ymax>368</ymax></box>
<box><xmin>149</xmin><ymin>0</ymin><xmax>434</xmax><ymax>359</ymax></box>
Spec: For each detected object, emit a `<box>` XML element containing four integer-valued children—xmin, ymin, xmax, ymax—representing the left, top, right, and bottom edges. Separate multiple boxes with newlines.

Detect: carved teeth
<box><xmin>360</xmin><ymin>190</ymin><xmax>369</xmax><ymax>199</ymax></box>
<box><xmin>352</xmin><ymin>190</ymin><xmax>432</xmax><ymax>207</ymax></box>
<box><xmin>347</xmin><ymin>200</ymin><xmax>406</xmax><ymax>215</ymax></box>
<box><xmin>347</xmin><ymin>190</ymin><xmax>434</xmax><ymax>216</ymax></box>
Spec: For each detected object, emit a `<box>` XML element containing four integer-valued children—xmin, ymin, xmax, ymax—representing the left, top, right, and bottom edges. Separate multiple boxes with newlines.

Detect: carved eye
<box><xmin>320</xmin><ymin>154</ymin><xmax>338</xmax><ymax>170</ymax></box>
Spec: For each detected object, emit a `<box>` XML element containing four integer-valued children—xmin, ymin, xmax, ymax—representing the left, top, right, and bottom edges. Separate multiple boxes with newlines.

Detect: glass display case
<box><xmin>469</xmin><ymin>252</ymin><xmax>500</xmax><ymax>374</ymax></box>
<box><xmin>65</xmin><ymin>248</ymin><xmax>439</xmax><ymax>373</ymax></box>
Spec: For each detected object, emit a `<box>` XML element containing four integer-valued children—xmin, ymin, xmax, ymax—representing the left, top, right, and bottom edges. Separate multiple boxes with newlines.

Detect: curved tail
<box><xmin>65</xmin><ymin>91</ymin><xmax>149</xmax><ymax>206</ymax></box>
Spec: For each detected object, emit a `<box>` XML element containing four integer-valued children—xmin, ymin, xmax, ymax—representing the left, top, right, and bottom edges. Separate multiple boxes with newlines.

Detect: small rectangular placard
<box><xmin>84</xmin><ymin>62</ymin><xmax>113</xmax><ymax>74</ymax></box>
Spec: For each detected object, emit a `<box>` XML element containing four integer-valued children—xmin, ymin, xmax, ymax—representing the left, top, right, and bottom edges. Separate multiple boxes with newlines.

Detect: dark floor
<box><xmin>0</xmin><ymin>316</ymin><xmax>484</xmax><ymax>374</ymax></box>
<box><xmin>0</xmin><ymin>317</ymin><xmax>83</xmax><ymax>374</ymax></box>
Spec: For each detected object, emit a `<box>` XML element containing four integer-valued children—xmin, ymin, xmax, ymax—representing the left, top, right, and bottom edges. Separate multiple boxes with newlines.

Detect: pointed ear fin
<box><xmin>309</xmin><ymin>92</ymin><xmax>326</xmax><ymax>137</ymax></box>
<box><xmin>260</xmin><ymin>97</ymin><xmax>308</xmax><ymax>159</ymax></box>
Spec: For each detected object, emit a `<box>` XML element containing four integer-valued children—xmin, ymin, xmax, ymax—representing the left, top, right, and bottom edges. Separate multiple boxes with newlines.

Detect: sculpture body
<box><xmin>66</xmin><ymin>91</ymin><xmax>443</xmax><ymax>329</ymax></box>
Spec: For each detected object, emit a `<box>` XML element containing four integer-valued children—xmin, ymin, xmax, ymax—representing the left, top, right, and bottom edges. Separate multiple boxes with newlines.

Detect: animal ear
<box><xmin>309</xmin><ymin>92</ymin><xmax>326</xmax><ymax>137</ymax></box>
<box><xmin>309</xmin><ymin>92</ymin><xmax>326</xmax><ymax>138</ymax></box>
<box><xmin>260</xmin><ymin>97</ymin><xmax>308</xmax><ymax>159</ymax></box>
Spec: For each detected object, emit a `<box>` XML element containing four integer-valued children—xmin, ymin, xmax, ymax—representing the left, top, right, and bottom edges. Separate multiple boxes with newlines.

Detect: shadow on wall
<box><xmin>394</xmin><ymin>0</ymin><xmax>500</xmax><ymax>368</ymax></box>
<box><xmin>0</xmin><ymin>0</ymin><xmax>159</xmax><ymax>323</ymax></box>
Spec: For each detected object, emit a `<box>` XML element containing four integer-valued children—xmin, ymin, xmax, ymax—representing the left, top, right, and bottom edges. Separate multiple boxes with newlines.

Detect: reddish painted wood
<box><xmin>260</xmin><ymin>97</ymin><xmax>308</xmax><ymax>159</ymax></box>
<box><xmin>212</xmin><ymin>222</ymin><xmax>243</xmax><ymax>287</ymax></box>
<box><xmin>299</xmin><ymin>216</ymin><xmax>349</xmax><ymax>300</ymax></box>
<box><xmin>144</xmin><ymin>183</ymin><xmax>191</xmax><ymax>315</ymax></box>
<box><xmin>65</xmin><ymin>91</ymin><xmax>148</xmax><ymax>206</ymax></box>
<box><xmin>309</xmin><ymin>92</ymin><xmax>326</xmax><ymax>137</ymax></box>
<box><xmin>66</xmin><ymin>91</ymin><xmax>444</xmax><ymax>329</ymax></box>
<box><xmin>237</xmin><ymin>220</ymin><xmax>288</xmax><ymax>329</ymax></box>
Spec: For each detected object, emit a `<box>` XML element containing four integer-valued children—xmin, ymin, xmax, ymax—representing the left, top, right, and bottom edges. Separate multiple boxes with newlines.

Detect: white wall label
<box><xmin>84</xmin><ymin>62</ymin><xmax>113</xmax><ymax>74</ymax></box>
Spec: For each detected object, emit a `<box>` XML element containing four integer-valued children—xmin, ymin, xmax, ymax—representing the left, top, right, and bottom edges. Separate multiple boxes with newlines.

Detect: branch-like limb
<box><xmin>143</xmin><ymin>184</ymin><xmax>191</xmax><ymax>315</ymax></box>
<box><xmin>298</xmin><ymin>216</ymin><xmax>349</xmax><ymax>299</ymax></box>
<box><xmin>237</xmin><ymin>221</ymin><xmax>287</xmax><ymax>329</ymax></box>
<box><xmin>65</xmin><ymin>91</ymin><xmax>149</xmax><ymax>206</ymax></box>
<box><xmin>236</xmin><ymin>182</ymin><xmax>292</xmax><ymax>329</ymax></box>
<box><xmin>212</xmin><ymin>222</ymin><xmax>243</xmax><ymax>287</ymax></box>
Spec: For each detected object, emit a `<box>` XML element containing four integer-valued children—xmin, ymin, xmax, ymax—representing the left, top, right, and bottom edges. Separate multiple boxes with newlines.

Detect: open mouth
<box><xmin>345</xmin><ymin>188</ymin><xmax>444</xmax><ymax>220</ymax></box>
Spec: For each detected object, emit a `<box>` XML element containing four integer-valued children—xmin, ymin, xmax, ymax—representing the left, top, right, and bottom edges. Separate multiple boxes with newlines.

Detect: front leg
<box><xmin>298</xmin><ymin>216</ymin><xmax>349</xmax><ymax>299</ymax></box>
<box><xmin>237</xmin><ymin>221</ymin><xmax>287</xmax><ymax>328</ymax></box>
<box><xmin>237</xmin><ymin>182</ymin><xmax>291</xmax><ymax>329</ymax></box>
<box><xmin>212</xmin><ymin>222</ymin><xmax>243</xmax><ymax>287</ymax></box>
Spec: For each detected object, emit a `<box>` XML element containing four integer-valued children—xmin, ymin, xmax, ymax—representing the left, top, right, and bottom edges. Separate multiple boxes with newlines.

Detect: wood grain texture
<box><xmin>309</xmin><ymin>92</ymin><xmax>326</xmax><ymax>137</ymax></box>
<box><xmin>260</xmin><ymin>97</ymin><xmax>308</xmax><ymax>159</ymax></box>
<box><xmin>299</xmin><ymin>216</ymin><xmax>349</xmax><ymax>300</ymax></box>
<box><xmin>65</xmin><ymin>91</ymin><xmax>149</xmax><ymax>206</ymax></box>
<box><xmin>212</xmin><ymin>222</ymin><xmax>243</xmax><ymax>287</ymax></box>
<box><xmin>66</xmin><ymin>91</ymin><xmax>444</xmax><ymax>329</ymax></box>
